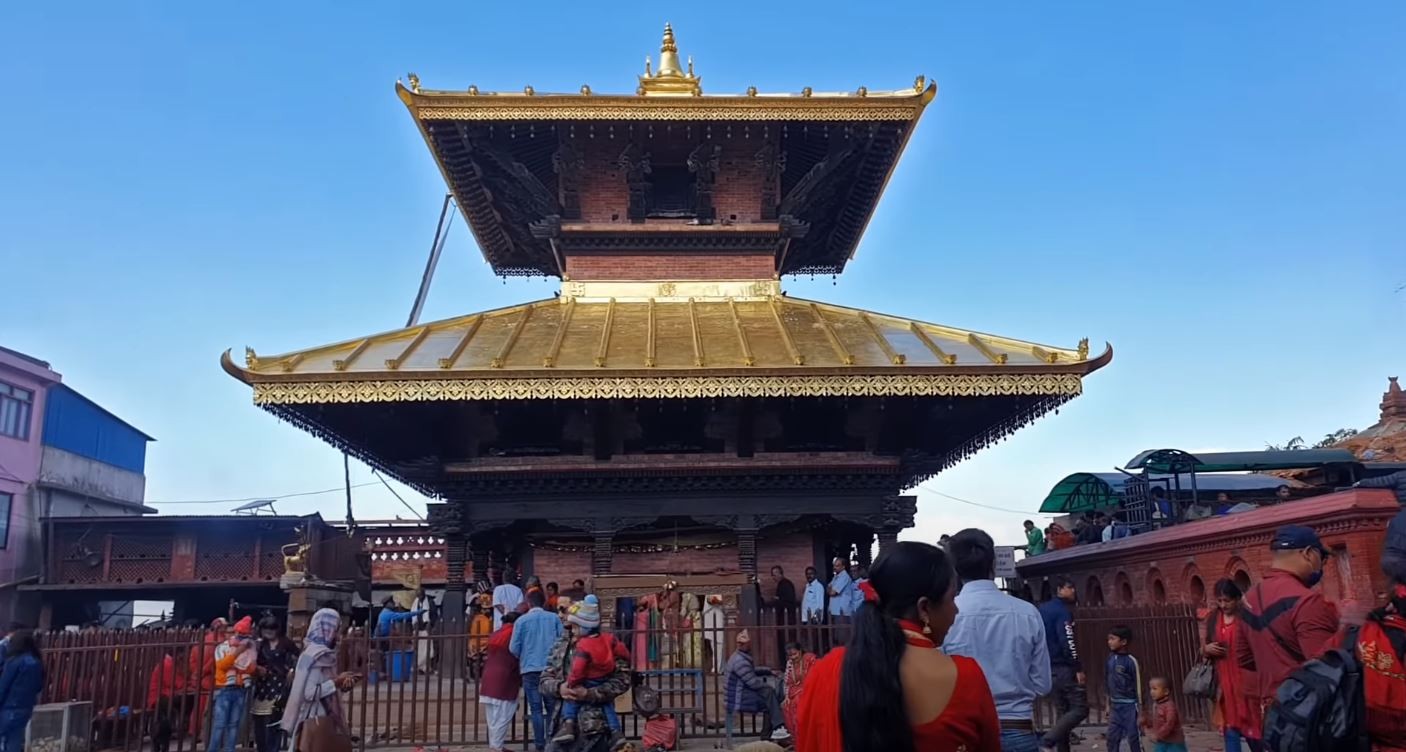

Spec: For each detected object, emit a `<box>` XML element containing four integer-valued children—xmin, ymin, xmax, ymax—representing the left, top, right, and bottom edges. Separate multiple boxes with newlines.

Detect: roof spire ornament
<box><xmin>639</xmin><ymin>23</ymin><xmax>702</xmax><ymax>96</ymax></box>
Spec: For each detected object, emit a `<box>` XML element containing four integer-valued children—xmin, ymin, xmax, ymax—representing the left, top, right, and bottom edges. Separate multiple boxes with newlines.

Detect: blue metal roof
<box><xmin>42</xmin><ymin>385</ymin><xmax>153</xmax><ymax>473</ymax></box>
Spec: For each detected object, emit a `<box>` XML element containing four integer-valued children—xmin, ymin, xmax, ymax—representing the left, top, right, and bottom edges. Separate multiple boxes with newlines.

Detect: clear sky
<box><xmin>2</xmin><ymin>3</ymin><xmax>1402</xmax><ymax>546</ymax></box>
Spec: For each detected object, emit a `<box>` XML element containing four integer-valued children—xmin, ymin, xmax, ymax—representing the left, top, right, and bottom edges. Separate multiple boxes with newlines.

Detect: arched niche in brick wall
<box><xmin>1115</xmin><ymin>571</ymin><xmax>1134</xmax><ymax>605</ymax></box>
<box><xmin>1226</xmin><ymin>556</ymin><xmax>1253</xmax><ymax>594</ymax></box>
<box><xmin>1084</xmin><ymin>575</ymin><xmax>1105</xmax><ymax>606</ymax></box>
<box><xmin>1146</xmin><ymin>567</ymin><xmax>1168</xmax><ymax>604</ymax></box>
<box><xmin>1181</xmin><ymin>562</ymin><xmax>1205</xmax><ymax>607</ymax></box>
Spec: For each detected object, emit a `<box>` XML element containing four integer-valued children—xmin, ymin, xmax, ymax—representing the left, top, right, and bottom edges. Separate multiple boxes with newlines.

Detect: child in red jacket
<box><xmin>1144</xmin><ymin>677</ymin><xmax>1187</xmax><ymax>752</ymax></box>
<box><xmin>553</xmin><ymin>595</ymin><xmax>630</xmax><ymax>743</ymax></box>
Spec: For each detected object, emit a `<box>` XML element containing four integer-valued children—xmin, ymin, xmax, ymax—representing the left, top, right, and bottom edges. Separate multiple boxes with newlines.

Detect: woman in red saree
<box><xmin>796</xmin><ymin>541</ymin><xmax>1000</xmax><ymax>752</ymax></box>
<box><xmin>781</xmin><ymin>642</ymin><xmax>816</xmax><ymax>733</ymax></box>
<box><xmin>1201</xmin><ymin>578</ymin><xmax>1258</xmax><ymax>752</ymax></box>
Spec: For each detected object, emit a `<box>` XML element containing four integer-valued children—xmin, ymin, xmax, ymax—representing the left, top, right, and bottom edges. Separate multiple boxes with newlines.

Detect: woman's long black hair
<box><xmin>838</xmin><ymin>541</ymin><xmax>955</xmax><ymax>752</ymax></box>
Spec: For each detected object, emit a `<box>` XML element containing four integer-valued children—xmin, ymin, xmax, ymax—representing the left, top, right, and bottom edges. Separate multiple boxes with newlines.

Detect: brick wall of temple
<box><xmin>530</xmin><ymin>547</ymin><xmax>591</xmax><ymax>589</ymax></box>
<box><xmin>576</xmin><ymin>135</ymin><xmax>770</xmax><ymax>226</ymax></box>
<box><xmin>1017</xmin><ymin>490</ymin><xmax>1397</xmax><ymax>621</ymax></box>
<box><xmin>563</xmin><ymin>253</ymin><xmax>775</xmax><ymax>281</ymax></box>
<box><xmin>526</xmin><ymin>530</ymin><xmax>817</xmax><ymax>585</ymax></box>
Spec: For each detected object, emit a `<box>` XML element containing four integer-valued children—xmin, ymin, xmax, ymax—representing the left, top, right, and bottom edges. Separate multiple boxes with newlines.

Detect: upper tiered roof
<box><xmin>396</xmin><ymin>24</ymin><xmax>937</xmax><ymax>277</ymax></box>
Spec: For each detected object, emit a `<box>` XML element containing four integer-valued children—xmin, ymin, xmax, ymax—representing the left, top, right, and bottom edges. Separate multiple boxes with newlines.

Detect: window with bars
<box><xmin>0</xmin><ymin>382</ymin><xmax>33</xmax><ymax>441</ymax></box>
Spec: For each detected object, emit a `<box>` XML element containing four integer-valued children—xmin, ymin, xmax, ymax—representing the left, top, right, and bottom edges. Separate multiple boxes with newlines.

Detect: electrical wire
<box><xmin>146</xmin><ymin>481</ymin><xmax>380</xmax><ymax>506</ymax></box>
<box><xmin>918</xmin><ymin>485</ymin><xmax>1053</xmax><ymax>516</ymax></box>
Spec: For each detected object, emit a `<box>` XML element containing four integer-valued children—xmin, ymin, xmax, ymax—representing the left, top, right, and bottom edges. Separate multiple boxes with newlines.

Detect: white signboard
<box><xmin>994</xmin><ymin>546</ymin><xmax>1019</xmax><ymax>579</ymax></box>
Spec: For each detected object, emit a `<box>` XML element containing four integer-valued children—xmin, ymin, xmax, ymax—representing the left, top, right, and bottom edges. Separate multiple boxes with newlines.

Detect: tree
<box><xmin>1266</xmin><ymin>436</ymin><xmax>1306</xmax><ymax>451</ymax></box>
<box><xmin>1314</xmin><ymin>428</ymin><xmax>1359</xmax><ymax>448</ymax></box>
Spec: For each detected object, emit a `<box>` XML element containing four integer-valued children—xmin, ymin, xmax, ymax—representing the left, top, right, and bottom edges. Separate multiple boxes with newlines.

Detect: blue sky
<box><xmin>2</xmin><ymin>3</ymin><xmax>1402</xmax><ymax>545</ymax></box>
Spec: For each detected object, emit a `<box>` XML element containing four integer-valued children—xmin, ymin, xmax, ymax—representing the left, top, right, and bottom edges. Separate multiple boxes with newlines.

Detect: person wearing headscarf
<box><xmin>280</xmin><ymin>609</ymin><xmax>360</xmax><ymax>751</ymax></box>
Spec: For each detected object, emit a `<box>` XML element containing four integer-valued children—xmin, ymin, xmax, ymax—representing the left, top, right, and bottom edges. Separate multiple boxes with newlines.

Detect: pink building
<box><xmin>0</xmin><ymin>347</ymin><xmax>60</xmax><ymax>620</ymax></box>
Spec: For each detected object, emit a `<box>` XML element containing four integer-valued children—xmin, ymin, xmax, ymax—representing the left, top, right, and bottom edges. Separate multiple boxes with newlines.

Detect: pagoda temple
<box><xmin>223</xmin><ymin>25</ymin><xmax>1111</xmax><ymax>631</ymax></box>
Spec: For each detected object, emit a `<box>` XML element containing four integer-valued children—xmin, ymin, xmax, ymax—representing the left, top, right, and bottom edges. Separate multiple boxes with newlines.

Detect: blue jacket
<box><xmin>509</xmin><ymin>607</ymin><xmax>563</xmax><ymax>674</ymax></box>
<box><xmin>1106</xmin><ymin>653</ymin><xmax>1142</xmax><ymax>704</ymax></box>
<box><xmin>0</xmin><ymin>654</ymin><xmax>43</xmax><ymax>715</ymax></box>
<box><xmin>375</xmin><ymin>608</ymin><xmax>424</xmax><ymax>637</ymax></box>
<box><xmin>1038</xmin><ymin>599</ymin><xmax>1081</xmax><ymax>670</ymax></box>
<box><xmin>724</xmin><ymin>649</ymin><xmax>768</xmax><ymax>713</ymax></box>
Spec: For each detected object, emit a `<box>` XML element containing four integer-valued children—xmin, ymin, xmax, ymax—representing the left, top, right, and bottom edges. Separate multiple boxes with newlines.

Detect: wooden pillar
<box><xmin>737</xmin><ymin>527</ymin><xmax>759</xmax><ymax>579</ymax></box>
<box><xmin>470</xmin><ymin>541</ymin><xmax>491</xmax><ymax>588</ymax></box>
<box><xmin>877</xmin><ymin>528</ymin><xmax>900</xmax><ymax>557</ymax></box>
<box><xmin>591</xmin><ymin>531</ymin><xmax>614</xmax><ymax>577</ymax></box>
<box><xmin>439</xmin><ymin>533</ymin><xmax>468</xmax><ymax>677</ymax></box>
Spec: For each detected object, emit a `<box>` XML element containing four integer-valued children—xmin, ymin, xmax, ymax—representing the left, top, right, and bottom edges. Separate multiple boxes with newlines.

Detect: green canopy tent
<box><xmin>1038</xmin><ymin>472</ymin><xmax>1122</xmax><ymax>514</ymax></box>
<box><xmin>1125</xmin><ymin>448</ymin><xmax>1359</xmax><ymax>474</ymax></box>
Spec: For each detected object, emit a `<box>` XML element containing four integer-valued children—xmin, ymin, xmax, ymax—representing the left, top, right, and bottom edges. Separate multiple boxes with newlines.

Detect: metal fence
<box><xmin>1041</xmin><ymin>604</ymin><xmax>1210</xmax><ymax>728</ymax></box>
<box><xmin>38</xmin><ymin>622</ymin><xmax>847</xmax><ymax>751</ymax></box>
<box><xmin>37</xmin><ymin>605</ymin><xmax>1207</xmax><ymax>750</ymax></box>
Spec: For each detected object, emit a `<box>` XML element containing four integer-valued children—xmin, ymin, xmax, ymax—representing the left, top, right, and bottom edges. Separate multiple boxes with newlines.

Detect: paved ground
<box><xmin>344</xmin><ymin>722</ymin><xmax>1234</xmax><ymax>751</ymax></box>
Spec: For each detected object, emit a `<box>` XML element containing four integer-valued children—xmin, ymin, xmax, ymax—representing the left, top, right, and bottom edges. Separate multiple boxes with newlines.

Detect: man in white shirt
<box><xmin>942</xmin><ymin>528</ymin><xmax>1051</xmax><ymax>752</ymax></box>
<box><xmin>491</xmin><ymin>568</ymin><xmax>524</xmax><ymax>631</ymax></box>
<box><xmin>800</xmin><ymin>566</ymin><xmax>825</xmax><ymax>624</ymax></box>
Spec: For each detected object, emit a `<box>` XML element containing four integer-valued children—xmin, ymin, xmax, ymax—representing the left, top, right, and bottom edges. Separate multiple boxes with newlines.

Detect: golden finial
<box><xmin>524</xmin><ymin>85</ymin><xmax>535</xmax><ymax>96</ymax></box>
<box><xmin>638</xmin><ymin>23</ymin><xmax>701</xmax><ymax>96</ymax></box>
<box><xmin>244</xmin><ymin>347</ymin><xmax>259</xmax><ymax>368</ymax></box>
<box><xmin>657</xmin><ymin>22</ymin><xmax>683</xmax><ymax>77</ymax></box>
<box><xmin>856</xmin><ymin>86</ymin><xmax>868</xmax><ymax>97</ymax></box>
<box><xmin>801</xmin><ymin>86</ymin><xmax>813</xmax><ymax>97</ymax></box>
<box><xmin>914</xmin><ymin>75</ymin><xmax>926</xmax><ymax>92</ymax></box>
<box><xmin>746</xmin><ymin>85</ymin><xmax>758</xmax><ymax>97</ymax></box>
<box><xmin>406</xmin><ymin>73</ymin><xmax>420</xmax><ymax>93</ymax></box>
<box><xmin>580</xmin><ymin>84</ymin><xmax>592</xmax><ymax>96</ymax></box>
<box><xmin>1077</xmin><ymin>338</ymin><xmax>1090</xmax><ymax>360</ymax></box>
<box><xmin>467</xmin><ymin>84</ymin><xmax>479</xmax><ymax>95</ymax></box>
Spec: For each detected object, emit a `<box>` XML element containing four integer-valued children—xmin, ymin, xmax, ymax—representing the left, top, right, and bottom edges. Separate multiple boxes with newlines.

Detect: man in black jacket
<box><xmin>1038</xmin><ymin>576</ymin><xmax>1088</xmax><ymax>752</ymax></box>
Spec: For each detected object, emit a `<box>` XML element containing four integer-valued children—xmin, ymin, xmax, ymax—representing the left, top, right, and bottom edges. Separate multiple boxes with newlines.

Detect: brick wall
<box><xmin>757</xmin><ymin>531</ymin><xmax>818</xmax><ymax>583</ymax></box>
<box><xmin>577</xmin><ymin>135</ymin><xmax>770</xmax><ymax>225</ymax></box>
<box><xmin>524</xmin><ymin>529</ymin><xmax>817</xmax><ymax>585</ymax></box>
<box><xmin>1018</xmin><ymin>490</ymin><xmax>1397</xmax><ymax>621</ymax></box>
<box><xmin>529</xmin><ymin>547</ymin><xmax>591</xmax><ymax>590</ymax></box>
<box><xmin>564</xmin><ymin>253</ymin><xmax>774</xmax><ymax>281</ymax></box>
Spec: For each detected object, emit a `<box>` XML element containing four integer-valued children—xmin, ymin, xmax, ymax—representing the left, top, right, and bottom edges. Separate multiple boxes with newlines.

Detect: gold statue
<box><xmin>282</xmin><ymin>542</ymin><xmax>309</xmax><ymax>573</ymax></box>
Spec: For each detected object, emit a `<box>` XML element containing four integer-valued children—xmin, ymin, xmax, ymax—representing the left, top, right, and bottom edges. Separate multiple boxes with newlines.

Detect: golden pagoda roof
<box><xmin>395</xmin><ymin>23</ymin><xmax>936</xmax><ymax>122</ymax></box>
<box><xmin>224</xmin><ymin>284</ymin><xmax>1110</xmax><ymax>404</ymax></box>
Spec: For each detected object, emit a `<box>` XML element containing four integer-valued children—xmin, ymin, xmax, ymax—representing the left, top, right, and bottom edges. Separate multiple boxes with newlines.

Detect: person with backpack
<box><xmin>1236</xmin><ymin>526</ymin><xmax>1340</xmax><ymax>723</ymax></box>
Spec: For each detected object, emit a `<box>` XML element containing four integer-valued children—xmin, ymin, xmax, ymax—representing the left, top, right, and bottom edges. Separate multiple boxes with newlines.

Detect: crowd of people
<box><xmin>6</xmin><ymin>503</ymin><xmax>1406</xmax><ymax>752</ymax></box>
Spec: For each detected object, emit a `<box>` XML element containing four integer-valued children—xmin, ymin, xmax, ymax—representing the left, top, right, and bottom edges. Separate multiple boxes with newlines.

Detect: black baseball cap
<box><xmin>1270</xmin><ymin>525</ymin><xmax>1329</xmax><ymax>556</ymax></box>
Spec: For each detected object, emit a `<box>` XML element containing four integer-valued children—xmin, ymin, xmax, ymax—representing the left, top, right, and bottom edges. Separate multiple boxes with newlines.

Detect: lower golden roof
<box><xmin>223</xmin><ymin>295</ymin><xmax>1110</xmax><ymax>404</ymax></box>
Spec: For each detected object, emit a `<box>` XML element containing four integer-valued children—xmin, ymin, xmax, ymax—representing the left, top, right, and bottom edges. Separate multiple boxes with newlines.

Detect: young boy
<box><xmin>1144</xmin><ymin>677</ymin><xmax>1186</xmax><ymax>752</ymax></box>
<box><xmin>1105</xmin><ymin>625</ymin><xmax>1143</xmax><ymax>752</ymax></box>
<box><xmin>552</xmin><ymin>595</ymin><xmax>630</xmax><ymax>743</ymax></box>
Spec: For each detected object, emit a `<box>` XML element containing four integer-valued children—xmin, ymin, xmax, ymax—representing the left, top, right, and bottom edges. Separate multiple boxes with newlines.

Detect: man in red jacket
<box><xmin>1235</xmin><ymin>525</ymin><xmax>1340</xmax><ymax>740</ymax></box>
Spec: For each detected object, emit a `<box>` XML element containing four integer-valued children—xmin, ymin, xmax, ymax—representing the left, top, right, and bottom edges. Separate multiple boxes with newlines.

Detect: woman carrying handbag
<box><xmin>280</xmin><ymin>609</ymin><xmax>362</xmax><ymax>752</ymax></box>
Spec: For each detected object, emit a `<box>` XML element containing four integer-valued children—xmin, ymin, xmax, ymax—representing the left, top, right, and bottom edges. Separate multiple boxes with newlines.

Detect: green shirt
<box><xmin>1025</xmin><ymin>526</ymin><xmax>1046</xmax><ymax>555</ymax></box>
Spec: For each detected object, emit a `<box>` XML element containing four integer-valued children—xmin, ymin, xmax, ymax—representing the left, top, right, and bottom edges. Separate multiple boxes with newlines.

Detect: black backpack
<box><xmin>1262</xmin><ymin>625</ymin><xmax>1368</xmax><ymax>752</ymax></box>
